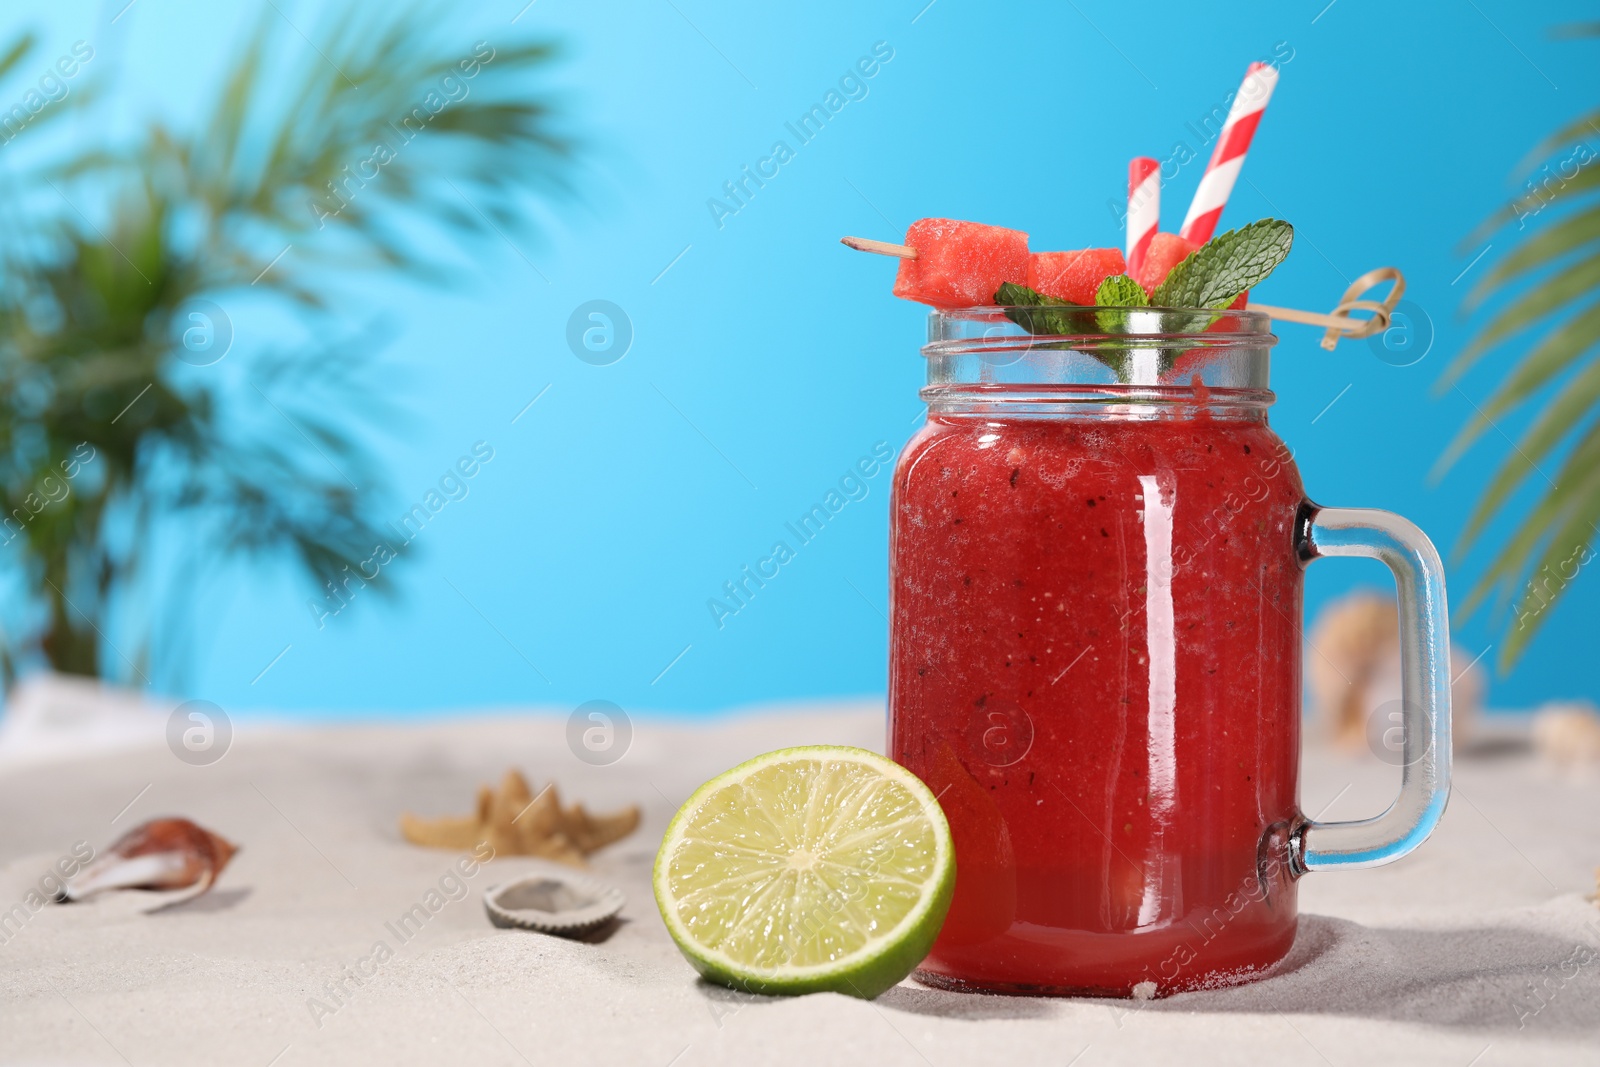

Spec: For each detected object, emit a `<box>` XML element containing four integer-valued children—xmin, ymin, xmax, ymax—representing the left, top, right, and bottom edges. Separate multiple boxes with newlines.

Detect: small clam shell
<box><xmin>483</xmin><ymin>871</ymin><xmax>625</xmax><ymax>937</ymax></box>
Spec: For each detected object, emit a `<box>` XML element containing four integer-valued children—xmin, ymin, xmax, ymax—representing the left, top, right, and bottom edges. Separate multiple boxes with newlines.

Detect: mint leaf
<box><xmin>1150</xmin><ymin>219</ymin><xmax>1293</xmax><ymax>310</ymax></box>
<box><xmin>994</xmin><ymin>281</ymin><xmax>1081</xmax><ymax>336</ymax></box>
<box><xmin>1093</xmin><ymin>275</ymin><xmax>1148</xmax><ymax>334</ymax></box>
<box><xmin>994</xmin><ymin>281</ymin><xmax>1076</xmax><ymax>308</ymax></box>
<box><xmin>1094</xmin><ymin>274</ymin><xmax>1149</xmax><ymax>308</ymax></box>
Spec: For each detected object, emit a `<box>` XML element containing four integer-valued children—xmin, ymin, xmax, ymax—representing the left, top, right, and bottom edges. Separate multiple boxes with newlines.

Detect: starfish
<box><xmin>400</xmin><ymin>770</ymin><xmax>639</xmax><ymax>867</ymax></box>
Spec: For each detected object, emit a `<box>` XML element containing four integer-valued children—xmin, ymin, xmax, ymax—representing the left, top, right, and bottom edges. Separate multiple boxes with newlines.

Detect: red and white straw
<box><xmin>1179</xmin><ymin>62</ymin><xmax>1278</xmax><ymax>245</ymax></box>
<box><xmin>1126</xmin><ymin>157</ymin><xmax>1160</xmax><ymax>276</ymax></box>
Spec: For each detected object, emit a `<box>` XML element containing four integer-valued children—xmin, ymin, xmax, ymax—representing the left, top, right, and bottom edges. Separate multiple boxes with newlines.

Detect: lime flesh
<box><xmin>653</xmin><ymin>746</ymin><xmax>955</xmax><ymax>999</ymax></box>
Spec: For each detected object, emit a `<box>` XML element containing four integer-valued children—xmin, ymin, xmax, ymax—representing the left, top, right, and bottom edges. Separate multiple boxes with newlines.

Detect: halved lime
<box><xmin>653</xmin><ymin>746</ymin><xmax>955</xmax><ymax>999</ymax></box>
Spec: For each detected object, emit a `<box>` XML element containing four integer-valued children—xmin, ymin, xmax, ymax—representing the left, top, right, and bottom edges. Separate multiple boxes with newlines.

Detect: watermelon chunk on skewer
<box><xmin>868</xmin><ymin>222</ymin><xmax>1251</xmax><ymax>312</ymax></box>
<box><xmin>892</xmin><ymin>218</ymin><xmax>1029</xmax><ymax>309</ymax></box>
<box><xmin>1026</xmin><ymin>248</ymin><xmax>1126</xmax><ymax>305</ymax></box>
<box><xmin>1133</xmin><ymin>233</ymin><xmax>1199</xmax><ymax>296</ymax></box>
<box><xmin>1134</xmin><ymin>232</ymin><xmax>1247</xmax><ymax>309</ymax></box>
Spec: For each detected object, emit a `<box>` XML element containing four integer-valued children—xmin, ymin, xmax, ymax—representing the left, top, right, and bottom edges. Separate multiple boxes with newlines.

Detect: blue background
<box><xmin>3</xmin><ymin>0</ymin><xmax>1597</xmax><ymax>718</ymax></box>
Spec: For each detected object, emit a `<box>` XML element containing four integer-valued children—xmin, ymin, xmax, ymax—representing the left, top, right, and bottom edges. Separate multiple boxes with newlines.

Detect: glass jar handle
<box><xmin>1292</xmin><ymin>506</ymin><xmax>1452</xmax><ymax>874</ymax></box>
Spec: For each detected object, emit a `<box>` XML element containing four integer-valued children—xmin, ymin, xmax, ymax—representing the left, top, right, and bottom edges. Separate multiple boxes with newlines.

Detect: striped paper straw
<box><xmin>1179</xmin><ymin>62</ymin><xmax>1279</xmax><ymax>245</ymax></box>
<box><xmin>1127</xmin><ymin>157</ymin><xmax>1160</xmax><ymax>276</ymax></box>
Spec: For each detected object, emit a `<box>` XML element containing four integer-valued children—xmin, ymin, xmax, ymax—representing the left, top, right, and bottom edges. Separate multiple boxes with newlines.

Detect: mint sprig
<box><xmin>1149</xmin><ymin>219</ymin><xmax>1293</xmax><ymax>310</ymax></box>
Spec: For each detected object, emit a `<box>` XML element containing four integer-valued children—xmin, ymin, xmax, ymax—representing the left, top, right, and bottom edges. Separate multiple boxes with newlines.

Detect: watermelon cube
<box><xmin>893</xmin><ymin>218</ymin><xmax>1029</xmax><ymax>308</ymax></box>
<box><xmin>1026</xmin><ymin>248</ymin><xmax>1127</xmax><ymax>305</ymax></box>
<box><xmin>1135</xmin><ymin>233</ymin><xmax>1252</xmax><ymax>310</ymax></box>
<box><xmin>1134</xmin><ymin>233</ymin><xmax>1199</xmax><ymax>297</ymax></box>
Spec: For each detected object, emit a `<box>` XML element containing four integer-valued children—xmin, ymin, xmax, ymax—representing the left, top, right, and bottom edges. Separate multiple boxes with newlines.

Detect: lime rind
<box><xmin>653</xmin><ymin>746</ymin><xmax>955</xmax><ymax>999</ymax></box>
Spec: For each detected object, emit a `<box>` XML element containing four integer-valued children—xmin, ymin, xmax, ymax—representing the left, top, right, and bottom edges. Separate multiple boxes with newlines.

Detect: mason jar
<box><xmin>888</xmin><ymin>307</ymin><xmax>1451</xmax><ymax>996</ymax></box>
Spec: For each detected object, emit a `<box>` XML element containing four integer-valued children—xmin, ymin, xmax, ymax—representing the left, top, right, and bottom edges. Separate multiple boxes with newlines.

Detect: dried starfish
<box><xmin>61</xmin><ymin>818</ymin><xmax>239</xmax><ymax>901</ymax></box>
<box><xmin>400</xmin><ymin>770</ymin><xmax>639</xmax><ymax>867</ymax></box>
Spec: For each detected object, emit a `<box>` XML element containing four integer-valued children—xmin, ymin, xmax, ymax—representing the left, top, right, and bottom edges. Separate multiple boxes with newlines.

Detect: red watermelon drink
<box><xmin>846</xmin><ymin>63</ymin><xmax>1451</xmax><ymax>998</ymax></box>
<box><xmin>881</xmin><ymin>295</ymin><xmax>1450</xmax><ymax>997</ymax></box>
<box><xmin>888</xmin><ymin>307</ymin><xmax>1306</xmax><ymax>994</ymax></box>
<box><xmin>847</xmin><ymin>222</ymin><xmax>1450</xmax><ymax>995</ymax></box>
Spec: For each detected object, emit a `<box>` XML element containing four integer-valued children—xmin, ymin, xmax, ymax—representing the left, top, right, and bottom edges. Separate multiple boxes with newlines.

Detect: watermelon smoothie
<box><xmin>889</xmin><ymin>310</ymin><xmax>1306</xmax><ymax>995</ymax></box>
<box><xmin>866</xmin><ymin>189</ymin><xmax>1450</xmax><ymax>1000</ymax></box>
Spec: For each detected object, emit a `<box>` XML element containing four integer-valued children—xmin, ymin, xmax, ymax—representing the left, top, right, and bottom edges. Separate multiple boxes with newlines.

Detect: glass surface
<box><xmin>890</xmin><ymin>310</ymin><xmax>1301</xmax><ymax>995</ymax></box>
<box><xmin>888</xmin><ymin>307</ymin><xmax>1451</xmax><ymax>997</ymax></box>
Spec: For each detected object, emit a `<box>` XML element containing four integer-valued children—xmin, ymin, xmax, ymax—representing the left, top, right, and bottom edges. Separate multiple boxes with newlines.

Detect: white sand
<box><xmin>0</xmin><ymin>697</ymin><xmax>1597</xmax><ymax>1066</ymax></box>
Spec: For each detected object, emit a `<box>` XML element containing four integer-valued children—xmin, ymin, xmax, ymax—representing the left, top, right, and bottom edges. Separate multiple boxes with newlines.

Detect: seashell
<box><xmin>400</xmin><ymin>769</ymin><xmax>640</xmax><ymax>867</ymax></box>
<box><xmin>60</xmin><ymin>818</ymin><xmax>238</xmax><ymax>902</ymax></box>
<box><xmin>1306</xmin><ymin>590</ymin><xmax>1484</xmax><ymax>751</ymax></box>
<box><xmin>483</xmin><ymin>870</ymin><xmax>626</xmax><ymax>937</ymax></box>
<box><xmin>1532</xmin><ymin>701</ymin><xmax>1600</xmax><ymax>770</ymax></box>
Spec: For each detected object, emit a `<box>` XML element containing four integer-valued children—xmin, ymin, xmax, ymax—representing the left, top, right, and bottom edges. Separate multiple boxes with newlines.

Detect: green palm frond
<box><xmin>0</xmin><ymin>32</ymin><xmax>36</xmax><ymax>80</ymax></box>
<box><xmin>1550</xmin><ymin>22</ymin><xmax>1600</xmax><ymax>40</ymax></box>
<box><xmin>0</xmin><ymin>3</ymin><xmax>573</xmax><ymax>686</ymax></box>
<box><xmin>1440</xmin><ymin>31</ymin><xmax>1600</xmax><ymax>670</ymax></box>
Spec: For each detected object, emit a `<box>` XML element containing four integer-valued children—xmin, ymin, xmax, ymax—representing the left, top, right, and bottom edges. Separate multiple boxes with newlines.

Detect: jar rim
<box><xmin>919</xmin><ymin>305</ymin><xmax>1276</xmax><ymax>401</ymax></box>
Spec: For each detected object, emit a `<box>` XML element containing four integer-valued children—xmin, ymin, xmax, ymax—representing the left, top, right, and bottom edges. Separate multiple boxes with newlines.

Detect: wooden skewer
<box><xmin>839</xmin><ymin>234</ymin><xmax>1404</xmax><ymax>351</ymax></box>
<box><xmin>1251</xmin><ymin>268</ymin><xmax>1405</xmax><ymax>349</ymax></box>
<box><xmin>1247</xmin><ymin>301</ymin><xmax>1386</xmax><ymax>336</ymax></box>
<box><xmin>841</xmin><ymin>236</ymin><xmax>916</xmax><ymax>259</ymax></box>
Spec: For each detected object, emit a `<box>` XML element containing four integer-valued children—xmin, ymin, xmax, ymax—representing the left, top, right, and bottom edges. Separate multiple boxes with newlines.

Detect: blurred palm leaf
<box><xmin>0</xmin><ymin>4</ymin><xmax>571</xmax><ymax>685</ymax></box>
<box><xmin>1438</xmin><ymin>24</ymin><xmax>1600</xmax><ymax>669</ymax></box>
